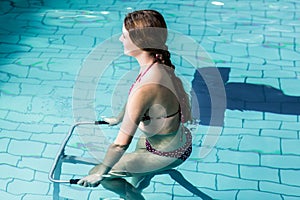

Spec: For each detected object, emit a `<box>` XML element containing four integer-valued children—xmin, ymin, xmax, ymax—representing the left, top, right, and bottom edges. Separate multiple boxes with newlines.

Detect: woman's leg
<box><xmin>88</xmin><ymin>135</ymin><xmax>183</xmax><ymax>198</ymax></box>
<box><xmin>101</xmin><ymin>178</ymin><xmax>145</xmax><ymax>200</ymax></box>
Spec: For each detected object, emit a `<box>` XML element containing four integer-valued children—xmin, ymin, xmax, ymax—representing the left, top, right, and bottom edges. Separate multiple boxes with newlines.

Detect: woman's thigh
<box><xmin>110</xmin><ymin>148</ymin><xmax>183</xmax><ymax>177</ymax></box>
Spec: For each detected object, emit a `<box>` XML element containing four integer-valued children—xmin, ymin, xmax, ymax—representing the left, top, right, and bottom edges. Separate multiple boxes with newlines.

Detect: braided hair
<box><xmin>124</xmin><ymin>10</ymin><xmax>191</xmax><ymax>122</ymax></box>
<box><xmin>124</xmin><ymin>10</ymin><xmax>175</xmax><ymax>69</ymax></box>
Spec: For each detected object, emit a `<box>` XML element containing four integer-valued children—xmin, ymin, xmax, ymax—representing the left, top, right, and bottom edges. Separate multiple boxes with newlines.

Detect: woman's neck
<box><xmin>135</xmin><ymin>51</ymin><xmax>155</xmax><ymax>71</ymax></box>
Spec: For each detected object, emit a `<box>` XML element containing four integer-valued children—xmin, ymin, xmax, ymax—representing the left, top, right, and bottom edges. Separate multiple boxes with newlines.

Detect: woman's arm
<box><xmin>115</xmin><ymin>85</ymin><xmax>154</xmax><ymax>145</ymax></box>
<box><xmin>78</xmin><ymin>85</ymin><xmax>154</xmax><ymax>187</ymax></box>
<box><xmin>103</xmin><ymin>104</ymin><xmax>126</xmax><ymax>126</ymax></box>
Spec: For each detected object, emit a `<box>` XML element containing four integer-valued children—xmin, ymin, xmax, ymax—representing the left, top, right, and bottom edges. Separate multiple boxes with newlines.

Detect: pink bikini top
<box><xmin>128</xmin><ymin>61</ymin><xmax>183</xmax><ymax>122</ymax></box>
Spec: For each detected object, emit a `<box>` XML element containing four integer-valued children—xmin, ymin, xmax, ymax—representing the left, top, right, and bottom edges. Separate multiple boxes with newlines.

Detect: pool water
<box><xmin>1</xmin><ymin>0</ymin><xmax>300</xmax><ymax>199</ymax></box>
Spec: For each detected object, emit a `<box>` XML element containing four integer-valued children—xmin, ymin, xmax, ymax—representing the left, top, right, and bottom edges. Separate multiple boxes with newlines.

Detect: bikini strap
<box><xmin>141</xmin><ymin>105</ymin><xmax>181</xmax><ymax>121</ymax></box>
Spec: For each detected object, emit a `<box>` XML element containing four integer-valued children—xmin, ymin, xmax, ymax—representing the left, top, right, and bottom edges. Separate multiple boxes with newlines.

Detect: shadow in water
<box><xmin>191</xmin><ymin>67</ymin><xmax>300</xmax><ymax>126</ymax></box>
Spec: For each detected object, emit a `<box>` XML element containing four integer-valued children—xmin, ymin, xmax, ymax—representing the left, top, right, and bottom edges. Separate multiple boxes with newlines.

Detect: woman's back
<box><xmin>133</xmin><ymin>63</ymin><xmax>187</xmax><ymax>136</ymax></box>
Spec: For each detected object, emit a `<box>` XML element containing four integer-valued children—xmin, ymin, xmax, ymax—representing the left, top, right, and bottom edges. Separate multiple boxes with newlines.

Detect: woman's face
<box><xmin>119</xmin><ymin>24</ymin><xmax>140</xmax><ymax>56</ymax></box>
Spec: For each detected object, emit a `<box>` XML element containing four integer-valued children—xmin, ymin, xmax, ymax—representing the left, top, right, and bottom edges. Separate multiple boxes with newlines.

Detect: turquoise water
<box><xmin>1</xmin><ymin>0</ymin><xmax>300</xmax><ymax>199</ymax></box>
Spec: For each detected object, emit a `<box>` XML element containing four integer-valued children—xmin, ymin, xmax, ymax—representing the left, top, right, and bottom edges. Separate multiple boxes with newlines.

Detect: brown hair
<box><xmin>124</xmin><ymin>10</ymin><xmax>175</xmax><ymax>69</ymax></box>
<box><xmin>124</xmin><ymin>10</ymin><xmax>192</xmax><ymax>122</ymax></box>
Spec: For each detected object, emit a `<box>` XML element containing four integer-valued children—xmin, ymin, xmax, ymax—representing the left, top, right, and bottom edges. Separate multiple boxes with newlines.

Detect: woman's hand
<box><xmin>103</xmin><ymin>117</ymin><xmax>121</xmax><ymax>126</ymax></box>
<box><xmin>77</xmin><ymin>173</ymin><xmax>103</xmax><ymax>187</ymax></box>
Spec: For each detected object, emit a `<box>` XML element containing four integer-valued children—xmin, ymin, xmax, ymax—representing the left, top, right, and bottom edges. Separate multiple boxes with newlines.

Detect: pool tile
<box><xmin>58</xmin><ymin>184</ymin><xmax>90</xmax><ymax>199</ymax></box>
<box><xmin>0</xmin><ymin>118</ymin><xmax>20</xmax><ymax>131</ymax></box>
<box><xmin>214</xmin><ymin>135</ymin><xmax>240</xmax><ymax>150</ymax></box>
<box><xmin>240</xmin><ymin>165</ymin><xmax>279</xmax><ymax>182</ymax></box>
<box><xmin>239</xmin><ymin>135</ymin><xmax>281</xmax><ymax>154</ymax></box>
<box><xmin>63</xmin><ymin>35</ymin><xmax>96</xmax><ymax>48</ymax></box>
<box><xmin>0</xmin><ymin>165</ymin><xmax>34</xmax><ymax>181</ymax></box>
<box><xmin>237</xmin><ymin>190</ymin><xmax>282</xmax><ymax>200</ymax></box>
<box><xmin>0</xmin><ymin>191</ymin><xmax>22</xmax><ymax>200</ymax></box>
<box><xmin>217</xmin><ymin>175</ymin><xmax>258</xmax><ymax>190</ymax></box>
<box><xmin>18</xmin><ymin>157</ymin><xmax>53</xmax><ymax>173</ymax></box>
<box><xmin>8</xmin><ymin>139</ymin><xmax>45</xmax><ymax>156</ymax></box>
<box><xmin>280</xmin><ymin>170</ymin><xmax>300</xmax><ymax>187</ymax></box>
<box><xmin>0</xmin><ymin>64</ymin><xmax>29</xmax><ymax>78</ymax></box>
<box><xmin>198</xmin><ymin>162</ymin><xmax>239</xmax><ymax>177</ymax></box>
<box><xmin>0</xmin><ymin>138</ymin><xmax>9</xmax><ymax>152</ymax></box>
<box><xmin>19</xmin><ymin>35</ymin><xmax>50</xmax><ymax>48</ymax></box>
<box><xmin>217</xmin><ymin>149</ymin><xmax>260</xmax><ymax>165</ymax></box>
<box><xmin>264</xmin><ymin>70</ymin><xmax>296</xmax><ymax>79</ymax></box>
<box><xmin>7</xmin><ymin>179</ymin><xmax>50</xmax><ymax>196</ymax></box>
<box><xmin>28</xmin><ymin>67</ymin><xmax>63</xmax><ymax>81</ymax></box>
<box><xmin>281</xmin><ymin>139</ymin><xmax>300</xmax><ymax>155</ymax></box>
<box><xmin>261</xmin><ymin>129</ymin><xmax>298</xmax><ymax>139</ymax></box>
<box><xmin>229</xmin><ymin>68</ymin><xmax>263</xmax><ymax>78</ymax></box>
<box><xmin>0</xmin><ymin>153</ymin><xmax>20</xmax><ymax>166</ymax></box>
<box><xmin>280</xmin><ymin>79</ymin><xmax>300</xmax><ymax>96</ymax></box>
<box><xmin>243</xmin><ymin>119</ymin><xmax>281</xmax><ymax>129</ymax></box>
<box><xmin>281</xmin><ymin>121</ymin><xmax>300</xmax><ymax>131</ymax></box>
<box><xmin>183</xmin><ymin>170</ymin><xmax>216</xmax><ymax>189</ymax></box>
<box><xmin>6</xmin><ymin>111</ymin><xmax>44</xmax><ymax>123</ymax></box>
<box><xmin>261</xmin><ymin>154</ymin><xmax>300</xmax><ymax>169</ymax></box>
<box><xmin>260</xmin><ymin>181</ymin><xmax>300</xmax><ymax>196</ymax></box>
<box><xmin>248</xmin><ymin>45</ymin><xmax>280</xmax><ymax>60</ymax></box>
<box><xmin>215</xmin><ymin>43</ymin><xmax>248</xmax><ymax>57</ymax></box>
<box><xmin>30</xmin><ymin>133</ymin><xmax>64</xmax><ymax>144</ymax></box>
<box><xmin>22</xmin><ymin>194</ymin><xmax>52</xmax><ymax>200</ymax></box>
<box><xmin>0</xmin><ymin>43</ymin><xmax>31</xmax><ymax>54</ymax></box>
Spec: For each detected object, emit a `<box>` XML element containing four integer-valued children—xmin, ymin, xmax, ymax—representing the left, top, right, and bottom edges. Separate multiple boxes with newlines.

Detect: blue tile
<box><xmin>182</xmin><ymin>171</ymin><xmax>216</xmax><ymax>189</ymax></box>
<box><xmin>7</xmin><ymin>179</ymin><xmax>50</xmax><ymax>195</ymax></box>
<box><xmin>261</xmin><ymin>129</ymin><xmax>298</xmax><ymax>139</ymax></box>
<box><xmin>198</xmin><ymin>162</ymin><xmax>239</xmax><ymax>177</ymax></box>
<box><xmin>6</xmin><ymin>111</ymin><xmax>44</xmax><ymax>123</ymax></box>
<box><xmin>281</xmin><ymin>139</ymin><xmax>300</xmax><ymax>155</ymax></box>
<box><xmin>22</xmin><ymin>194</ymin><xmax>52</xmax><ymax>200</ymax></box>
<box><xmin>237</xmin><ymin>190</ymin><xmax>283</xmax><ymax>200</ymax></box>
<box><xmin>280</xmin><ymin>79</ymin><xmax>300</xmax><ymax>96</ymax></box>
<box><xmin>214</xmin><ymin>135</ymin><xmax>240</xmax><ymax>150</ymax></box>
<box><xmin>0</xmin><ymin>64</ymin><xmax>29</xmax><ymax>78</ymax></box>
<box><xmin>28</xmin><ymin>67</ymin><xmax>62</xmax><ymax>81</ymax></box>
<box><xmin>215</xmin><ymin>43</ymin><xmax>248</xmax><ymax>57</ymax></box>
<box><xmin>280</xmin><ymin>170</ymin><xmax>300</xmax><ymax>187</ymax></box>
<box><xmin>30</xmin><ymin>133</ymin><xmax>64</xmax><ymax>144</ymax></box>
<box><xmin>217</xmin><ymin>175</ymin><xmax>258</xmax><ymax>190</ymax></box>
<box><xmin>265</xmin><ymin>113</ymin><xmax>297</xmax><ymax>122</ymax></box>
<box><xmin>0</xmin><ymin>82</ymin><xmax>20</xmax><ymax>95</ymax></box>
<box><xmin>8</xmin><ymin>140</ymin><xmax>45</xmax><ymax>156</ymax></box>
<box><xmin>0</xmin><ymin>153</ymin><xmax>20</xmax><ymax>165</ymax></box>
<box><xmin>0</xmin><ymin>191</ymin><xmax>22</xmax><ymax>200</ymax></box>
<box><xmin>281</xmin><ymin>121</ymin><xmax>300</xmax><ymax>131</ymax></box>
<box><xmin>248</xmin><ymin>45</ymin><xmax>280</xmax><ymax>60</ymax></box>
<box><xmin>18</xmin><ymin>157</ymin><xmax>53</xmax><ymax>173</ymax></box>
<box><xmin>0</xmin><ymin>165</ymin><xmax>34</xmax><ymax>180</ymax></box>
<box><xmin>0</xmin><ymin>138</ymin><xmax>9</xmax><ymax>152</ymax></box>
<box><xmin>0</xmin><ymin>119</ymin><xmax>20</xmax><ymax>131</ymax></box>
<box><xmin>0</xmin><ymin>43</ymin><xmax>31</xmax><ymax>54</ymax></box>
<box><xmin>218</xmin><ymin>149</ymin><xmax>260</xmax><ymax>165</ymax></box>
<box><xmin>261</xmin><ymin>155</ymin><xmax>300</xmax><ymax>169</ymax></box>
<box><xmin>239</xmin><ymin>135</ymin><xmax>281</xmax><ymax>154</ymax></box>
<box><xmin>58</xmin><ymin>184</ymin><xmax>90</xmax><ymax>199</ymax></box>
<box><xmin>260</xmin><ymin>181</ymin><xmax>300</xmax><ymax>196</ymax></box>
<box><xmin>19</xmin><ymin>36</ymin><xmax>50</xmax><ymax>48</ymax></box>
<box><xmin>243</xmin><ymin>120</ymin><xmax>281</xmax><ymax>129</ymax></box>
<box><xmin>240</xmin><ymin>165</ymin><xmax>279</xmax><ymax>182</ymax></box>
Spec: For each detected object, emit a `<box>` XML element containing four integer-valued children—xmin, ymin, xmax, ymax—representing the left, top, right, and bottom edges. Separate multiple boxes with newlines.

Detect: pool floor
<box><xmin>0</xmin><ymin>0</ymin><xmax>300</xmax><ymax>199</ymax></box>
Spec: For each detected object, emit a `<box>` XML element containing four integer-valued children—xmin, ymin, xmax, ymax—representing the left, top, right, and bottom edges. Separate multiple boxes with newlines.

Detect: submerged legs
<box><xmin>101</xmin><ymin>178</ymin><xmax>145</xmax><ymax>200</ymax></box>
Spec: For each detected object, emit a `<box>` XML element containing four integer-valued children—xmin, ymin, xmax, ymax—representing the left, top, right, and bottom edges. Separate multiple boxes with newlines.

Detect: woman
<box><xmin>78</xmin><ymin>10</ymin><xmax>192</xmax><ymax>199</ymax></box>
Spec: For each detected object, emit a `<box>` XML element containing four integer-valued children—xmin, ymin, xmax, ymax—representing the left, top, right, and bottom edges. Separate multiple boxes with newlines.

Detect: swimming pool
<box><xmin>0</xmin><ymin>0</ymin><xmax>299</xmax><ymax>199</ymax></box>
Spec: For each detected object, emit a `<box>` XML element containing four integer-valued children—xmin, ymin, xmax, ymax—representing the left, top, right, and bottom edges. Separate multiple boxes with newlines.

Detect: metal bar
<box><xmin>48</xmin><ymin>121</ymin><xmax>103</xmax><ymax>183</ymax></box>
